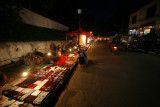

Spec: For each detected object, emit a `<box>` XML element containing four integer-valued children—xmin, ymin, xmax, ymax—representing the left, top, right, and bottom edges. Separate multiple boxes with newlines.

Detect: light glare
<box><xmin>48</xmin><ymin>52</ymin><xmax>51</xmax><ymax>56</ymax></box>
<box><xmin>69</xmin><ymin>48</ymin><xmax>72</xmax><ymax>52</ymax></box>
<box><xmin>23</xmin><ymin>72</ymin><xmax>28</xmax><ymax>76</ymax></box>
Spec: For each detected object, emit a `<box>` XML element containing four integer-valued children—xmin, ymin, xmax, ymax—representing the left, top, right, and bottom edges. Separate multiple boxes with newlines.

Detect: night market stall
<box><xmin>66</xmin><ymin>28</ymin><xmax>93</xmax><ymax>51</ymax></box>
<box><xmin>0</xmin><ymin>53</ymin><xmax>79</xmax><ymax>106</ymax></box>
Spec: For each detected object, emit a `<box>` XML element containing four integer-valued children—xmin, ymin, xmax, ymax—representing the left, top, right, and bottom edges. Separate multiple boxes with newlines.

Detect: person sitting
<box><xmin>50</xmin><ymin>48</ymin><xmax>62</xmax><ymax>64</ymax></box>
<box><xmin>0</xmin><ymin>71</ymin><xmax>7</xmax><ymax>100</ymax></box>
<box><xmin>78</xmin><ymin>48</ymin><xmax>87</xmax><ymax>67</ymax></box>
<box><xmin>56</xmin><ymin>48</ymin><xmax>62</xmax><ymax>57</ymax></box>
<box><xmin>61</xmin><ymin>44</ymin><xmax>66</xmax><ymax>54</ymax></box>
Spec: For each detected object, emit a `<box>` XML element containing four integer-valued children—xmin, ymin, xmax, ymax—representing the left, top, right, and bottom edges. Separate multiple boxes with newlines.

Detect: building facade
<box><xmin>129</xmin><ymin>0</ymin><xmax>160</xmax><ymax>36</ymax></box>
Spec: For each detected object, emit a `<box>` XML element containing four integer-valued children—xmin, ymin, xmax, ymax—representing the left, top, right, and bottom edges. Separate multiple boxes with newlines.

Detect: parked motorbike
<box><xmin>127</xmin><ymin>42</ymin><xmax>137</xmax><ymax>50</ymax></box>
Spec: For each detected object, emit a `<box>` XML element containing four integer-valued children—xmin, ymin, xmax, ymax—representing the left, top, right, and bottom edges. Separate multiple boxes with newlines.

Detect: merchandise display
<box><xmin>1</xmin><ymin>53</ymin><xmax>79</xmax><ymax>106</ymax></box>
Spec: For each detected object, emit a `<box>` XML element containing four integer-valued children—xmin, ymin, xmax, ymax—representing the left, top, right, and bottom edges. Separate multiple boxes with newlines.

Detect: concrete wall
<box><xmin>0</xmin><ymin>8</ymin><xmax>72</xmax><ymax>66</ymax></box>
<box><xmin>0</xmin><ymin>40</ymin><xmax>72</xmax><ymax>67</ymax></box>
<box><xmin>129</xmin><ymin>0</ymin><xmax>160</xmax><ymax>28</ymax></box>
<box><xmin>20</xmin><ymin>8</ymin><xmax>69</xmax><ymax>31</ymax></box>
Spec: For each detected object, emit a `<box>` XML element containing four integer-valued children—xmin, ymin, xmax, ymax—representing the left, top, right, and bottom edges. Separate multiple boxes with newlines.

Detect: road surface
<box><xmin>55</xmin><ymin>41</ymin><xmax>160</xmax><ymax>107</ymax></box>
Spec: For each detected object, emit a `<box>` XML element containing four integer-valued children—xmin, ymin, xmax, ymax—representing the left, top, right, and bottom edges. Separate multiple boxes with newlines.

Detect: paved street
<box><xmin>55</xmin><ymin>41</ymin><xmax>160</xmax><ymax>107</ymax></box>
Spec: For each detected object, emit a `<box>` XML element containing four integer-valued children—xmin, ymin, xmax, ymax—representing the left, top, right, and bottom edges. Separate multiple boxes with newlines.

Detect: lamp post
<box><xmin>77</xmin><ymin>9</ymin><xmax>82</xmax><ymax>47</ymax></box>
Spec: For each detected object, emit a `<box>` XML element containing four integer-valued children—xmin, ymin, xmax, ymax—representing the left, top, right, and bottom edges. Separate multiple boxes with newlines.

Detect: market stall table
<box><xmin>0</xmin><ymin>53</ymin><xmax>79</xmax><ymax>107</ymax></box>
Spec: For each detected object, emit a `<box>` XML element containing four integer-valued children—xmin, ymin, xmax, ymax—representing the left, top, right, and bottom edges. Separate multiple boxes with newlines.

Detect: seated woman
<box><xmin>50</xmin><ymin>48</ymin><xmax>62</xmax><ymax>64</ymax></box>
<box><xmin>61</xmin><ymin>44</ymin><xmax>66</xmax><ymax>54</ymax></box>
<box><xmin>0</xmin><ymin>71</ymin><xmax>7</xmax><ymax>100</ymax></box>
<box><xmin>50</xmin><ymin>48</ymin><xmax>70</xmax><ymax>65</ymax></box>
<box><xmin>78</xmin><ymin>48</ymin><xmax>87</xmax><ymax>66</ymax></box>
<box><xmin>56</xmin><ymin>48</ymin><xmax>62</xmax><ymax>57</ymax></box>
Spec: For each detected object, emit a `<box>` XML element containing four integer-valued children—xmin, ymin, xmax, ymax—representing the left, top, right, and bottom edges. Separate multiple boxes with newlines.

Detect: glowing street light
<box><xmin>77</xmin><ymin>9</ymin><xmax>82</xmax><ymax>47</ymax></box>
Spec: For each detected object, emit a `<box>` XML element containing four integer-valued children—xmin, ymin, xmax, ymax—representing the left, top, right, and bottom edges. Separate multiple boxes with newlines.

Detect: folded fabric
<box><xmin>28</xmin><ymin>84</ymin><xmax>37</xmax><ymax>89</ymax></box>
<box><xmin>9</xmin><ymin>100</ymin><xmax>24</xmax><ymax>107</ymax></box>
<box><xmin>33</xmin><ymin>91</ymin><xmax>49</xmax><ymax>105</ymax></box>
<box><xmin>24</xmin><ymin>90</ymin><xmax>41</xmax><ymax>103</ymax></box>
<box><xmin>17</xmin><ymin>77</ymin><xmax>39</xmax><ymax>88</ymax></box>
<box><xmin>0</xmin><ymin>95</ymin><xmax>16</xmax><ymax>107</ymax></box>
<box><xmin>3</xmin><ymin>90</ymin><xmax>20</xmax><ymax>98</ymax></box>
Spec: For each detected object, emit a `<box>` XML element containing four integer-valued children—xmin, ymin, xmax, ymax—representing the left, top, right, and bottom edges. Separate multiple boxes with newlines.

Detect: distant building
<box><xmin>129</xmin><ymin>0</ymin><xmax>160</xmax><ymax>36</ymax></box>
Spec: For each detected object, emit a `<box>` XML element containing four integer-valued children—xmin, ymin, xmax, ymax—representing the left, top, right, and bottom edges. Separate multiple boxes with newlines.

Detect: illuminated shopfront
<box><xmin>79</xmin><ymin>35</ymin><xmax>86</xmax><ymax>45</ymax></box>
<box><xmin>66</xmin><ymin>28</ymin><xmax>93</xmax><ymax>46</ymax></box>
<box><xmin>129</xmin><ymin>26</ymin><xmax>154</xmax><ymax>36</ymax></box>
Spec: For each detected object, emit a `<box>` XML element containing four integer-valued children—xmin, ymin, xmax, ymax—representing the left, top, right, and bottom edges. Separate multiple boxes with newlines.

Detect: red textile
<box><xmin>55</xmin><ymin>56</ymin><xmax>67</xmax><ymax>65</ymax></box>
<box><xmin>28</xmin><ymin>84</ymin><xmax>37</xmax><ymax>89</ymax></box>
<box><xmin>39</xmin><ymin>71</ymin><xmax>53</xmax><ymax>81</ymax></box>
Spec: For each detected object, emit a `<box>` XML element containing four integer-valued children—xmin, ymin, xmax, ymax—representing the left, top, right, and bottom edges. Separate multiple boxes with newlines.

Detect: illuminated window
<box><xmin>144</xmin><ymin>29</ymin><xmax>151</xmax><ymax>35</ymax></box>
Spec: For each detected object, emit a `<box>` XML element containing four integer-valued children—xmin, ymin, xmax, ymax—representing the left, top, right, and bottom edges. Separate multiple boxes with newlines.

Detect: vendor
<box><xmin>0</xmin><ymin>71</ymin><xmax>7</xmax><ymax>98</ymax></box>
<box><xmin>61</xmin><ymin>44</ymin><xmax>66</xmax><ymax>54</ymax></box>
<box><xmin>56</xmin><ymin>48</ymin><xmax>62</xmax><ymax>57</ymax></box>
<box><xmin>50</xmin><ymin>48</ymin><xmax>62</xmax><ymax>64</ymax></box>
<box><xmin>50</xmin><ymin>48</ymin><xmax>70</xmax><ymax>65</ymax></box>
<box><xmin>78</xmin><ymin>48</ymin><xmax>87</xmax><ymax>67</ymax></box>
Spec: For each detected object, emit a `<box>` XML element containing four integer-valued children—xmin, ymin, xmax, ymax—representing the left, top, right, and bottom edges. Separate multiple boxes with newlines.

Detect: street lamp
<box><xmin>77</xmin><ymin>9</ymin><xmax>82</xmax><ymax>47</ymax></box>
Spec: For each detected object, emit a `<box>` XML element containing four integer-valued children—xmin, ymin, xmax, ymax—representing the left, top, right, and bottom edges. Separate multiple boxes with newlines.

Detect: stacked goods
<box><xmin>66</xmin><ymin>53</ymin><xmax>79</xmax><ymax>66</ymax></box>
<box><xmin>23</xmin><ymin>53</ymin><xmax>43</xmax><ymax>66</ymax></box>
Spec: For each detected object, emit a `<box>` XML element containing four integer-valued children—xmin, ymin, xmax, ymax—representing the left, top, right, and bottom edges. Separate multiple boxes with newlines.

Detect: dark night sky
<box><xmin>16</xmin><ymin>0</ymin><xmax>153</xmax><ymax>35</ymax></box>
<box><xmin>76</xmin><ymin>0</ymin><xmax>152</xmax><ymax>21</ymax></box>
<box><xmin>24</xmin><ymin>0</ymin><xmax>152</xmax><ymax>21</ymax></box>
<box><xmin>77</xmin><ymin>0</ymin><xmax>122</xmax><ymax>21</ymax></box>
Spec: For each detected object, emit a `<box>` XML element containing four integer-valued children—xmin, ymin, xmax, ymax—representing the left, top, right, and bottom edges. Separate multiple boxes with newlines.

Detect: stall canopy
<box><xmin>66</xmin><ymin>28</ymin><xmax>92</xmax><ymax>36</ymax></box>
<box><xmin>103</xmin><ymin>35</ymin><xmax>108</xmax><ymax>38</ymax></box>
<box><xmin>96</xmin><ymin>35</ymin><xmax>102</xmax><ymax>38</ymax></box>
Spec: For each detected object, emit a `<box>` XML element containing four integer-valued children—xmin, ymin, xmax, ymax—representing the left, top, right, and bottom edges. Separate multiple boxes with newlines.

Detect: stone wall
<box><xmin>0</xmin><ymin>40</ymin><xmax>72</xmax><ymax>66</ymax></box>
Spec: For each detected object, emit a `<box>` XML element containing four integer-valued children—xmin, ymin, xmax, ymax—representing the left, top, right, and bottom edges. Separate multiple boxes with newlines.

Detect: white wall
<box><xmin>20</xmin><ymin>8</ymin><xmax>69</xmax><ymax>31</ymax></box>
<box><xmin>0</xmin><ymin>40</ymin><xmax>71</xmax><ymax>66</ymax></box>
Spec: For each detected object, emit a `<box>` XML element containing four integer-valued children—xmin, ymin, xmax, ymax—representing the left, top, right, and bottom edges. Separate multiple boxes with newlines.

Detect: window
<box><xmin>146</xmin><ymin>4</ymin><xmax>157</xmax><ymax>18</ymax></box>
<box><xmin>132</xmin><ymin>15</ymin><xmax>137</xmax><ymax>24</ymax></box>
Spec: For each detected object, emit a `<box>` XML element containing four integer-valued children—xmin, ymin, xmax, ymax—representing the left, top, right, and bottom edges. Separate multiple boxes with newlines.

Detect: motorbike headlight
<box><xmin>113</xmin><ymin>46</ymin><xmax>117</xmax><ymax>50</ymax></box>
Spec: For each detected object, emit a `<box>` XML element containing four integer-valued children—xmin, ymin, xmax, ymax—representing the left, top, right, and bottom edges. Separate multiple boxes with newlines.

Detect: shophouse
<box><xmin>129</xmin><ymin>0</ymin><xmax>160</xmax><ymax>36</ymax></box>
